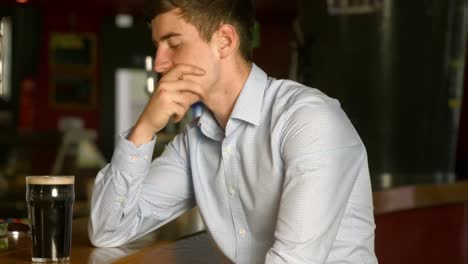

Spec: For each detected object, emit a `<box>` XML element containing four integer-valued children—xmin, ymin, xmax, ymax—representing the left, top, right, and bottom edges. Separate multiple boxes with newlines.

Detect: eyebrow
<box><xmin>154</xmin><ymin>32</ymin><xmax>182</xmax><ymax>47</ymax></box>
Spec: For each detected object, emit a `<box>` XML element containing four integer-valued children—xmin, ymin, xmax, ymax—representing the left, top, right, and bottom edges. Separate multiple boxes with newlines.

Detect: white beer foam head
<box><xmin>26</xmin><ymin>176</ymin><xmax>74</xmax><ymax>185</ymax></box>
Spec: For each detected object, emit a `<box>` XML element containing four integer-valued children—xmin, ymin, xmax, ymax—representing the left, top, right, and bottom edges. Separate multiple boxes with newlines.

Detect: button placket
<box><xmin>239</xmin><ymin>228</ymin><xmax>246</xmax><ymax>237</ymax></box>
<box><xmin>229</xmin><ymin>186</ymin><xmax>236</xmax><ymax>196</ymax></box>
<box><xmin>117</xmin><ymin>197</ymin><xmax>125</xmax><ymax>207</ymax></box>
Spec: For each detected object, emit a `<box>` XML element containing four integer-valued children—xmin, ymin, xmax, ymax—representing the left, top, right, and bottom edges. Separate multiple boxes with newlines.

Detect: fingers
<box><xmin>162</xmin><ymin>64</ymin><xmax>205</xmax><ymax>82</ymax></box>
<box><xmin>168</xmin><ymin>94</ymin><xmax>197</xmax><ymax>123</ymax></box>
<box><xmin>153</xmin><ymin>85</ymin><xmax>201</xmax><ymax>123</ymax></box>
<box><xmin>172</xmin><ymin>103</ymin><xmax>188</xmax><ymax>123</ymax></box>
<box><xmin>173</xmin><ymin>90</ymin><xmax>200</xmax><ymax>108</ymax></box>
<box><xmin>136</xmin><ymin>64</ymin><xmax>205</xmax><ymax>134</ymax></box>
<box><xmin>157</xmin><ymin>79</ymin><xmax>204</xmax><ymax>100</ymax></box>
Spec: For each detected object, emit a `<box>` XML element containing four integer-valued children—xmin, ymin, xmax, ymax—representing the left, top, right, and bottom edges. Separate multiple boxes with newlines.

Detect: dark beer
<box><xmin>26</xmin><ymin>176</ymin><xmax>74</xmax><ymax>262</ymax></box>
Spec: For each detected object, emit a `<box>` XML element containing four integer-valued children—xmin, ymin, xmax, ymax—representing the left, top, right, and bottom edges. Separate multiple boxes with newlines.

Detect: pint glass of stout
<box><xmin>26</xmin><ymin>176</ymin><xmax>75</xmax><ymax>262</ymax></box>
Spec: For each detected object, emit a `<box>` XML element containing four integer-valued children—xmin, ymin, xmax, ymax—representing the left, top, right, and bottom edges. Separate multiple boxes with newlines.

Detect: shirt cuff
<box><xmin>110</xmin><ymin>129</ymin><xmax>157</xmax><ymax>175</ymax></box>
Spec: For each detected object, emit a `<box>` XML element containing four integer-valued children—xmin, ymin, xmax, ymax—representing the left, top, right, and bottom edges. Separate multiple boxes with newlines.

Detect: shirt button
<box><xmin>143</xmin><ymin>155</ymin><xmax>149</xmax><ymax>161</ymax></box>
<box><xmin>229</xmin><ymin>186</ymin><xmax>236</xmax><ymax>196</ymax></box>
<box><xmin>225</xmin><ymin>147</ymin><xmax>232</xmax><ymax>155</ymax></box>
<box><xmin>239</xmin><ymin>228</ymin><xmax>246</xmax><ymax>237</ymax></box>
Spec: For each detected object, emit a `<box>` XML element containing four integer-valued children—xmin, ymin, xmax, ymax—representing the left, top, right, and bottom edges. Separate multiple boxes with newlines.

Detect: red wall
<box><xmin>32</xmin><ymin>10</ymin><xmax>101</xmax><ymax>131</ymax></box>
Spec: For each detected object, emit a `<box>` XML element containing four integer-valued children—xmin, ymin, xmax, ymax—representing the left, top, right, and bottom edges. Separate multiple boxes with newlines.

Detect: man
<box><xmin>89</xmin><ymin>0</ymin><xmax>378</xmax><ymax>263</ymax></box>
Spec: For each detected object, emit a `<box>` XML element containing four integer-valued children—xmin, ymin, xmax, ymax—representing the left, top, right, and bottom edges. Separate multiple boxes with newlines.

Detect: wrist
<box><xmin>128</xmin><ymin>122</ymin><xmax>158</xmax><ymax>146</ymax></box>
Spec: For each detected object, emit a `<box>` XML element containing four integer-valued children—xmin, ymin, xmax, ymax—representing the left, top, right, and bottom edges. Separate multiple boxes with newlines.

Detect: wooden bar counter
<box><xmin>373</xmin><ymin>181</ymin><xmax>468</xmax><ymax>264</ymax></box>
<box><xmin>0</xmin><ymin>217</ymin><xmax>231</xmax><ymax>263</ymax></box>
<box><xmin>1</xmin><ymin>181</ymin><xmax>468</xmax><ymax>263</ymax></box>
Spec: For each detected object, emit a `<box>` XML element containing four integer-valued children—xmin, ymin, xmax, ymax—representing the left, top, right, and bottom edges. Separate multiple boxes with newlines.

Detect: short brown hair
<box><xmin>144</xmin><ymin>0</ymin><xmax>255</xmax><ymax>61</ymax></box>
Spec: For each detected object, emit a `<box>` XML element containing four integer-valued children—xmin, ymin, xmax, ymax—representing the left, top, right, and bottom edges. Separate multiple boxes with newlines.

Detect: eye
<box><xmin>169</xmin><ymin>44</ymin><xmax>181</xmax><ymax>49</ymax></box>
<box><xmin>168</xmin><ymin>39</ymin><xmax>182</xmax><ymax>49</ymax></box>
<box><xmin>169</xmin><ymin>44</ymin><xmax>181</xmax><ymax>50</ymax></box>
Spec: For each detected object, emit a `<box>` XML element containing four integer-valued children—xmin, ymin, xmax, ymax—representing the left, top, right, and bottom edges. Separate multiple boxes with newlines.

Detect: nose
<box><xmin>154</xmin><ymin>48</ymin><xmax>173</xmax><ymax>74</ymax></box>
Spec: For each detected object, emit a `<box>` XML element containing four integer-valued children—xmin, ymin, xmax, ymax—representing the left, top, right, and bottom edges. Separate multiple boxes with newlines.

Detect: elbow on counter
<box><xmin>87</xmin><ymin>218</ymin><xmax>129</xmax><ymax>248</ymax></box>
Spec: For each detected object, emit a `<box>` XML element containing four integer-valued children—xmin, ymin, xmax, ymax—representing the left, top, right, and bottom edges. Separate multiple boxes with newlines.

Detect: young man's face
<box><xmin>151</xmin><ymin>8</ymin><xmax>220</xmax><ymax>90</ymax></box>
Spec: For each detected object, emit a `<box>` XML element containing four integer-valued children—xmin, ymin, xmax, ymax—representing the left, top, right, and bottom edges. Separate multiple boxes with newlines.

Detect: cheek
<box><xmin>174</xmin><ymin>48</ymin><xmax>209</xmax><ymax>71</ymax></box>
<box><xmin>203</xmin><ymin>64</ymin><xmax>220</xmax><ymax>89</ymax></box>
<box><xmin>174</xmin><ymin>43</ymin><xmax>219</xmax><ymax>87</ymax></box>
<box><xmin>193</xmin><ymin>49</ymin><xmax>218</xmax><ymax>79</ymax></box>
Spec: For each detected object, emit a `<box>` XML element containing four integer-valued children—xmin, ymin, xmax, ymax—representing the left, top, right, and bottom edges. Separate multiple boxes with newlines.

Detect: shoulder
<box><xmin>267</xmin><ymin>79</ymin><xmax>339</xmax><ymax>114</ymax></box>
<box><xmin>267</xmin><ymin>79</ymin><xmax>362</xmax><ymax>149</ymax></box>
<box><xmin>268</xmin><ymin>79</ymin><xmax>343</xmax><ymax>125</ymax></box>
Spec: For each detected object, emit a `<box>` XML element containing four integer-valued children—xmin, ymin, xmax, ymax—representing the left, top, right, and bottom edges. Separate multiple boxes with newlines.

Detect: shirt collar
<box><xmin>197</xmin><ymin>63</ymin><xmax>268</xmax><ymax>139</ymax></box>
<box><xmin>198</xmin><ymin>109</ymin><xmax>224</xmax><ymax>141</ymax></box>
<box><xmin>229</xmin><ymin>63</ymin><xmax>268</xmax><ymax>126</ymax></box>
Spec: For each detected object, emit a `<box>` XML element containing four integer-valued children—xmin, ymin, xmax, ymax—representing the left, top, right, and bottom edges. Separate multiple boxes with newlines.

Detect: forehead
<box><xmin>151</xmin><ymin>8</ymin><xmax>200</xmax><ymax>41</ymax></box>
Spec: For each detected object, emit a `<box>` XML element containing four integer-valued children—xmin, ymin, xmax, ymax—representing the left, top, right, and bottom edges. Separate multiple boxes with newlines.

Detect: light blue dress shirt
<box><xmin>89</xmin><ymin>64</ymin><xmax>378</xmax><ymax>263</ymax></box>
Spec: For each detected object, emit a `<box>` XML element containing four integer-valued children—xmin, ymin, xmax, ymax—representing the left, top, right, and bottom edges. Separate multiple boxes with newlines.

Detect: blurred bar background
<box><xmin>299</xmin><ymin>0</ymin><xmax>467</xmax><ymax>188</ymax></box>
<box><xmin>0</xmin><ymin>0</ymin><xmax>467</xmax><ymax>262</ymax></box>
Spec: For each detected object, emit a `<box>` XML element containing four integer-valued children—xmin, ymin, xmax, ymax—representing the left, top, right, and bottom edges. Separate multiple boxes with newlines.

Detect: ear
<box><xmin>215</xmin><ymin>24</ymin><xmax>239</xmax><ymax>59</ymax></box>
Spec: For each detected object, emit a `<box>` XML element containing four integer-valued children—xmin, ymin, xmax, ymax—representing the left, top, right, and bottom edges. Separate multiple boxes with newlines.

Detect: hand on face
<box><xmin>129</xmin><ymin>64</ymin><xmax>206</xmax><ymax>145</ymax></box>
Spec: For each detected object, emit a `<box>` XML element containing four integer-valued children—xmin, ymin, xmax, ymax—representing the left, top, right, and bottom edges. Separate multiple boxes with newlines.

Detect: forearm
<box><xmin>88</xmin><ymin>135</ymin><xmax>156</xmax><ymax>247</ymax></box>
<box><xmin>88</xmin><ymin>130</ymin><xmax>197</xmax><ymax>248</ymax></box>
<box><xmin>88</xmin><ymin>166</ymin><xmax>144</xmax><ymax>247</ymax></box>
